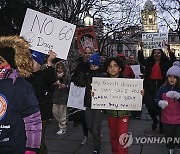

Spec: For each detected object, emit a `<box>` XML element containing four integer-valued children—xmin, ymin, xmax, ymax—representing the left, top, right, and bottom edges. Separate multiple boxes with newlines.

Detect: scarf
<box><xmin>0</xmin><ymin>66</ymin><xmax>19</xmax><ymax>83</ymax></box>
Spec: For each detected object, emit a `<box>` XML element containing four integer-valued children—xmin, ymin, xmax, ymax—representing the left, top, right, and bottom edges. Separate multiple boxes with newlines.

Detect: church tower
<box><xmin>141</xmin><ymin>0</ymin><xmax>157</xmax><ymax>32</ymax></box>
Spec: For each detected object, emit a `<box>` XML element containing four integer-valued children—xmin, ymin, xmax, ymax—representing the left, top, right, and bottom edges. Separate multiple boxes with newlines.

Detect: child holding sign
<box><xmin>155</xmin><ymin>61</ymin><xmax>180</xmax><ymax>154</ymax></box>
<box><xmin>84</xmin><ymin>53</ymin><xmax>106</xmax><ymax>154</ymax></box>
<box><xmin>105</xmin><ymin>57</ymin><xmax>131</xmax><ymax>154</ymax></box>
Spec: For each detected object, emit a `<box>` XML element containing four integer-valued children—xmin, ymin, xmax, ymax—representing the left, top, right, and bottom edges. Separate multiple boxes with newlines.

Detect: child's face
<box><xmin>90</xmin><ymin>65</ymin><xmax>99</xmax><ymax>71</ymax></box>
<box><xmin>0</xmin><ymin>56</ymin><xmax>9</xmax><ymax>68</ymax></box>
<box><xmin>107</xmin><ymin>60</ymin><xmax>121</xmax><ymax>78</ymax></box>
<box><xmin>168</xmin><ymin>75</ymin><xmax>177</xmax><ymax>86</ymax></box>
<box><xmin>57</xmin><ymin>66</ymin><xmax>64</xmax><ymax>73</ymax></box>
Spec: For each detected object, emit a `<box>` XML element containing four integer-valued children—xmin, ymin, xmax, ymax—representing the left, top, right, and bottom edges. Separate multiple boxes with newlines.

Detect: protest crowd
<box><xmin>0</xmin><ymin>7</ymin><xmax>180</xmax><ymax>154</ymax></box>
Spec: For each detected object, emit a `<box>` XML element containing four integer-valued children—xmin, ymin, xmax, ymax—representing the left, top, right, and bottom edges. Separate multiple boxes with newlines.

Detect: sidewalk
<box><xmin>45</xmin><ymin>106</ymin><xmax>167</xmax><ymax>154</ymax></box>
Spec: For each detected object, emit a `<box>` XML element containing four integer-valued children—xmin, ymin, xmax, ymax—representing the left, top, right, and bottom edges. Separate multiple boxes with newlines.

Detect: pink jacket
<box><xmin>155</xmin><ymin>85</ymin><xmax>180</xmax><ymax>124</ymax></box>
<box><xmin>161</xmin><ymin>93</ymin><xmax>180</xmax><ymax>124</ymax></box>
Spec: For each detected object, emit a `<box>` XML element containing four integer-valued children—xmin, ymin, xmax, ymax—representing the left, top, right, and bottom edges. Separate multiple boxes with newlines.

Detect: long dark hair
<box><xmin>150</xmin><ymin>49</ymin><xmax>169</xmax><ymax>62</ymax></box>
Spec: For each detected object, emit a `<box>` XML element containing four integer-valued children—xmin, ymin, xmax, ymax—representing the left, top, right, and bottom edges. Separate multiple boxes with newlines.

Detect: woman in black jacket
<box><xmin>138</xmin><ymin>45</ymin><xmax>176</xmax><ymax>133</ymax></box>
<box><xmin>70</xmin><ymin>46</ymin><xmax>94</xmax><ymax>145</ymax></box>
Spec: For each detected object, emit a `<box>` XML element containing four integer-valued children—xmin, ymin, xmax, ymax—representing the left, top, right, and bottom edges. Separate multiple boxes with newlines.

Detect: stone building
<box><xmin>114</xmin><ymin>0</ymin><xmax>180</xmax><ymax>59</ymax></box>
<box><xmin>141</xmin><ymin>0</ymin><xmax>157</xmax><ymax>33</ymax></box>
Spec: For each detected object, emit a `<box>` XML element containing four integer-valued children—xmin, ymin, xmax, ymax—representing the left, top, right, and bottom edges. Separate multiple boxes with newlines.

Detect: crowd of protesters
<box><xmin>0</xmin><ymin>35</ymin><xmax>179</xmax><ymax>154</ymax></box>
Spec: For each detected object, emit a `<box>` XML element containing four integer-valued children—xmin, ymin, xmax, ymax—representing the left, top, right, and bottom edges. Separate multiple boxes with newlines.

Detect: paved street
<box><xmin>45</xmin><ymin>105</ymin><xmax>168</xmax><ymax>154</ymax></box>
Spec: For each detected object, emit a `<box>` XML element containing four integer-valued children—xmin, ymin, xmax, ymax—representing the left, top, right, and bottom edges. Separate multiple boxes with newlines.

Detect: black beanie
<box><xmin>0</xmin><ymin>47</ymin><xmax>16</xmax><ymax>68</ymax></box>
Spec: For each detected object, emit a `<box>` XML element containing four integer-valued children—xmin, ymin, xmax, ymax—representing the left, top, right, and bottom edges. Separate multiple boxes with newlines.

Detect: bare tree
<box><xmin>0</xmin><ymin>0</ymin><xmax>142</xmax><ymax>68</ymax></box>
<box><xmin>38</xmin><ymin>0</ymin><xmax>142</xmax><ymax>62</ymax></box>
<box><xmin>154</xmin><ymin>0</ymin><xmax>180</xmax><ymax>39</ymax></box>
<box><xmin>90</xmin><ymin>0</ymin><xmax>142</xmax><ymax>55</ymax></box>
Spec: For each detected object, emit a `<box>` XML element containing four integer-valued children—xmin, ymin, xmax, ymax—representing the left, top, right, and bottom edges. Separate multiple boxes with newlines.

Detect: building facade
<box><xmin>115</xmin><ymin>0</ymin><xmax>180</xmax><ymax>59</ymax></box>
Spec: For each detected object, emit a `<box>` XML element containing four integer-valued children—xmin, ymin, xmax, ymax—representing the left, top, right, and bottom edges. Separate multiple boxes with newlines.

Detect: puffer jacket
<box><xmin>155</xmin><ymin>85</ymin><xmax>180</xmax><ymax>124</ymax></box>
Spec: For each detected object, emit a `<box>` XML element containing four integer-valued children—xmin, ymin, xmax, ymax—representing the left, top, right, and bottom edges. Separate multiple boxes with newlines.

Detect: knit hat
<box><xmin>31</xmin><ymin>50</ymin><xmax>45</xmax><ymax>65</ymax></box>
<box><xmin>89</xmin><ymin>53</ymin><xmax>101</xmax><ymax>67</ymax></box>
<box><xmin>0</xmin><ymin>47</ymin><xmax>16</xmax><ymax>68</ymax></box>
<box><xmin>166</xmin><ymin>61</ymin><xmax>180</xmax><ymax>78</ymax></box>
<box><xmin>0</xmin><ymin>35</ymin><xmax>33</xmax><ymax>77</ymax></box>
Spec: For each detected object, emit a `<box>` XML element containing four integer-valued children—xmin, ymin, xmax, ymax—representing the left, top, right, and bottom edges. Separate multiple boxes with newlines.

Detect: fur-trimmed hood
<box><xmin>0</xmin><ymin>35</ymin><xmax>33</xmax><ymax>77</ymax></box>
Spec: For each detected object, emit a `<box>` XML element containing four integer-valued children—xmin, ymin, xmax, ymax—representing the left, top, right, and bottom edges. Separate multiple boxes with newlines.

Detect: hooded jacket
<box><xmin>0</xmin><ymin>36</ymin><xmax>41</xmax><ymax>154</ymax></box>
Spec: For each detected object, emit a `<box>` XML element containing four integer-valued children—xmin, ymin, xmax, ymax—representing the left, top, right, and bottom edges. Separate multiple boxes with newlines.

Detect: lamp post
<box><xmin>83</xmin><ymin>14</ymin><xmax>93</xmax><ymax>26</ymax></box>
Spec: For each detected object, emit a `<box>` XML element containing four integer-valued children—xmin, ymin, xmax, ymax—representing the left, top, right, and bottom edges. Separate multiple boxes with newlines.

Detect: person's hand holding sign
<box><xmin>47</xmin><ymin>50</ymin><xmax>57</xmax><ymax>66</ymax></box>
<box><xmin>139</xmin><ymin>42</ymin><xmax>144</xmax><ymax>51</ymax></box>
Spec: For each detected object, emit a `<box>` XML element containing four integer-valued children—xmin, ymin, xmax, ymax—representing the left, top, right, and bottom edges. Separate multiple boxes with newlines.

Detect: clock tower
<box><xmin>141</xmin><ymin>0</ymin><xmax>157</xmax><ymax>32</ymax></box>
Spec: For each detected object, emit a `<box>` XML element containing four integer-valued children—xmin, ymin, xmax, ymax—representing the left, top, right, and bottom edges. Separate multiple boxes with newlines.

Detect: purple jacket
<box><xmin>155</xmin><ymin>85</ymin><xmax>180</xmax><ymax>124</ymax></box>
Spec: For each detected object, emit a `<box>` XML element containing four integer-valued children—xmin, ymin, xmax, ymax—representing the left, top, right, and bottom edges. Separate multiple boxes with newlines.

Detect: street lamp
<box><xmin>83</xmin><ymin>14</ymin><xmax>93</xmax><ymax>26</ymax></box>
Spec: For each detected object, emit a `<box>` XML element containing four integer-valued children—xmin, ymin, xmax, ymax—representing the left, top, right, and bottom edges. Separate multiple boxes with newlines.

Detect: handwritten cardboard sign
<box><xmin>142</xmin><ymin>33</ymin><xmax>168</xmax><ymax>49</ymax></box>
<box><xmin>20</xmin><ymin>8</ymin><xmax>76</xmax><ymax>59</ymax></box>
<box><xmin>76</xmin><ymin>26</ymin><xmax>98</xmax><ymax>53</ymax></box>
<box><xmin>67</xmin><ymin>82</ymin><xmax>86</xmax><ymax>110</ymax></box>
<box><xmin>91</xmin><ymin>77</ymin><xmax>143</xmax><ymax>111</ymax></box>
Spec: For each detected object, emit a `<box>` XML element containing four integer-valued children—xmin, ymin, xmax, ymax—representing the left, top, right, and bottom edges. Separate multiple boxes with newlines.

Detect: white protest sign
<box><xmin>130</xmin><ymin>65</ymin><xmax>141</xmax><ymax>79</ymax></box>
<box><xmin>20</xmin><ymin>8</ymin><xmax>76</xmax><ymax>59</ymax></box>
<box><xmin>91</xmin><ymin>77</ymin><xmax>143</xmax><ymax>111</ymax></box>
<box><xmin>142</xmin><ymin>33</ymin><xmax>168</xmax><ymax>49</ymax></box>
<box><xmin>67</xmin><ymin>82</ymin><xmax>86</xmax><ymax>110</ymax></box>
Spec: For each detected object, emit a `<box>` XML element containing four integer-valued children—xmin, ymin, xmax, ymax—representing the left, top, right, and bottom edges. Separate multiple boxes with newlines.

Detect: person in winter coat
<box><xmin>27</xmin><ymin>50</ymin><xmax>56</xmax><ymax>154</ymax></box>
<box><xmin>52</xmin><ymin>60</ymin><xmax>70</xmax><ymax>135</ymax></box>
<box><xmin>104</xmin><ymin>57</ymin><xmax>131</xmax><ymax>154</ymax></box>
<box><xmin>138</xmin><ymin>45</ymin><xmax>176</xmax><ymax>134</ymax></box>
<box><xmin>84</xmin><ymin>53</ymin><xmax>106</xmax><ymax>154</ymax></box>
<box><xmin>0</xmin><ymin>35</ymin><xmax>42</xmax><ymax>154</ymax></box>
<box><xmin>116</xmin><ymin>53</ymin><xmax>135</xmax><ymax>78</ymax></box>
<box><xmin>128</xmin><ymin>54</ymin><xmax>145</xmax><ymax>79</ymax></box>
<box><xmin>70</xmin><ymin>46</ymin><xmax>94</xmax><ymax>145</ymax></box>
<box><xmin>155</xmin><ymin>61</ymin><xmax>180</xmax><ymax>154</ymax></box>
<box><xmin>128</xmin><ymin>54</ymin><xmax>145</xmax><ymax>119</ymax></box>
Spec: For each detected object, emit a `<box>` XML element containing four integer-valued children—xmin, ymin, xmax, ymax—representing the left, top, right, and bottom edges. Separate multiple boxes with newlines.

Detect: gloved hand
<box><xmin>158</xmin><ymin>100</ymin><xmax>168</xmax><ymax>109</ymax></box>
<box><xmin>25</xmin><ymin>150</ymin><xmax>36</xmax><ymax>154</ymax></box>
<box><xmin>166</xmin><ymin>91</ymin><xmax>180</xmax><ymax>99</ymax></box>
<box><xmin>173</xmin><ymin>91</ymin><xmax>180</xmax><ymax>100</ymax></box>
<box><xmin>166</xmin><ymin>91</ymin><xmax>175</xmax><ymax>98</ymax></box>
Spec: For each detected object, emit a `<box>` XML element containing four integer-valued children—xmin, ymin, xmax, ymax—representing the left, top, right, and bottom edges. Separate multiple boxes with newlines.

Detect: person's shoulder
<box><xmin>97</xmin><ymin>67</ymin><xmax>107</xmax><ymax>76</ymax></box>
<box><xmin>77</xmin><ymin>56</ymin><xmax>84</xmax><ymax>63</ymax></box>
<box><xmin>15</xmin><ymin>77</ymin><xmax>34</xmax><ymax>90</ymax></box>
<box><xmin>158</xmin><ymin>84</ymin><xmax>170</xmax><ymax>92</ymax></box>
<box><xmin>15</xmin><ymin>77</ymin><xmax>29</xmax><ymax>84</ymax></box>
<box><xmin>175</xmin><ymin>87</ymin><xmax>180</xmax><ymax>93</ymax></box>
<box><xmin>146</xmin><ymin>56</ymin><xmax>153</xmax><ymax>61</ymax></box>
<box><xmin>118</xmin><ymin>73</ymin><xmax>125</xmax><ymax>78</ymax></box>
